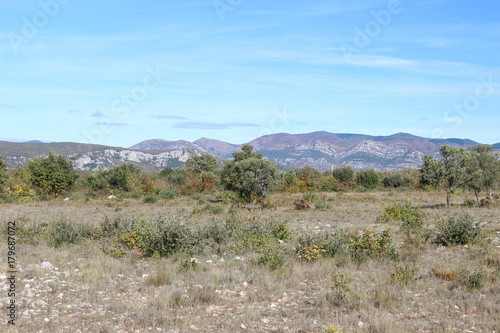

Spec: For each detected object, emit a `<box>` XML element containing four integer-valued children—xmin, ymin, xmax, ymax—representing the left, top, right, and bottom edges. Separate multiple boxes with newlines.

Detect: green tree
<box><xmin>86</xmin><ymin>163</ymin><xmax>143</xmax><ymax>192</ymax></box>
<box><xmin>439</xmin><ymin>145</ymin><xmax>468</xmax><ymax>206</ymax></box>
<box><xmin>356</xmin><ymin>169</ymin><xmax>379</xmax><ymax>189</ymax></box>
<box><xmin>464</xmin><ymin>145</ymin><xmax>500</xmax><ymax>205</ymax></box>
<box><xmin>0</xmin><ymin>156</ymin><xmax>7</xmax><ymax>192</ymax></box>
<box><xmin>332</xmin><ymin>165</ymin><xmax>355</xmax><ymax>183</ymax></box>
<box><xmin>185</xmin><ymin>153</ymin><xmax>218</xmax><ymax>174</ymax></box>
<box><xmin>220</xmin><ymin>145</ymin><xmax>277</xmax><ymax>203</ymax></box>
<box><xmin>27</xmin><ymin>153</ymin><xmax>78</xmax><ymax>196</ymax></box>
<box><xmin>419</xmin><ymin>155</ymin><xmax>445</xmax><ymax>189</ymax></box>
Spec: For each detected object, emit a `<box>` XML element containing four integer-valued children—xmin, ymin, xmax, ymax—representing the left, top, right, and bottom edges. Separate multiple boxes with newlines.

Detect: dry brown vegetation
<box><xmin>1</xmin><ymin>190</ymin><xmax>499</xmax><ymax>333</ymax></box>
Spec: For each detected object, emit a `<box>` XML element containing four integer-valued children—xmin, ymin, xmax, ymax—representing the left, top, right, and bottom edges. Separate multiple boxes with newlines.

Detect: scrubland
<box><xmin>1</xmin><ymin>190</ymin><xmax>499</xmax><ymax>333</ymax></box>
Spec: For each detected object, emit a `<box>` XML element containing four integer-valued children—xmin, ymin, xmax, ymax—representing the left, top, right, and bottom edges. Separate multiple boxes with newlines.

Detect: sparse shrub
<box><xmin>296</xmin><ymin>232</ymin><xmax>346</xmax><ymax>258</ymax></box>
<box><xmin>155</xmin><ymin>187</ymin><xmax>180</xmax><ymax>200</ymax></box>
<box><xmin>178</xmin><ymin>257</ymin><xmax>200</xmax><ymax>272</ymax></box>
<box><xmin>380</xmin><ymin>201</ymin><xmax>426</xmax><ymax>228</ymax></box>
<box><xmin>256</xmin><ymin>247</ymin><xmax>286</xmax><ymax>270</ymax></box>
<box><xmin>192</xmin><ymin>203</ymin><xmax>224</xmax><ymax>214</ymax></box>
<box><xmin>187</xmin><ymin>285</ymin><xmax>218</xmax><ymax>304</ymax></box>
<box><xmin>462</xmin><ymin>199</ymin><xmax>477</xmax><ymax>207</ymax></box>
<box><xmin>303</xmin><ymin>191</ymin><xmax>319</xmax><ymax>202</ymax></box>
<box><xmin>434</xmin><ymin>213</ymin><xmax>481</xmax><ymax>246</ymax></box>
<box><xmin>297</xmin><ymin>244</ymin><xmax>326</xmax><ymax>262</ymax></box>
<box><xmin>349</xmin><ymin>228</ymin><xmax>398</xmax><ymax>264</ymax></box>
<box><xmin>47</xmin><ymin>219</ymin><xmax>80</xmax><ymax>247</ymax></box>
<box><xmin>315</xmin><ymin>201</ymin><xmax>331</xmax><ymax>210</ymax></box>
<box><xmin>455</xmin><ymin>267</ymin><xmax>486</xmax><ymax>290</ymax></box>
<box><xmin>356</xmin><ymin>169</ymin><xmax>379</xmax><ymax>189</ymax></box>
<box><xmin>143</xmin><ymin>195</ymin><xmax>158</xmax><ymax>204</ymax></box>
<box><xmin>392</xmin><ymin>264</ymin><xmax>420</xmax><ymax>284</ymax></box>
<box><xmin>326</xmin><ymin>271</ymin><xmax>353</xmax><ymax>307</ymax></box>
<box><xmin>432</xmin><ymin>266</ymin><xmax>457</xmax><ymax>281</ymax></box>
<box><xmin>271</xmin><ymin>222</ymin><xmax>292</xmax><ymax>241</ymax></box>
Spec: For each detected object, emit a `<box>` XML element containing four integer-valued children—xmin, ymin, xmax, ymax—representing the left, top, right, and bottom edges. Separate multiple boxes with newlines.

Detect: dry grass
<box><xmin>1</xmin><ymin>190</ymin><xmax>499</xmax><ymax>332</ymax></box>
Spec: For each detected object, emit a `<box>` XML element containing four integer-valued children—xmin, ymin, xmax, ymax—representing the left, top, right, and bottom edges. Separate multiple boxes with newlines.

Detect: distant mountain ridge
<box><xmin>0</xmin><ymin>132</ymin><xmax>496</xmax><ymax>172</ymax></box>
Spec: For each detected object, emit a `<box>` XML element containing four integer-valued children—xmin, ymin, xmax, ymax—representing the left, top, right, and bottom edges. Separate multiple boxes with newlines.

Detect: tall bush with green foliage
<box><xmin>356</xmin><ymin>169</ymin><xmax>379</xmax><ymax>189</ymax></box>
<box><xmin>27</xmin><ymin>153</ymin><xmax>78</xmax><ymax>196</ymax></box>
<box><xmin>464</xmin><ymin>145</ymin><xmax>499</xmax><ymax>205</ymax></box>
<box><xmin>86</xmin><ymin>163</ymin><xmax>143</xmax><ymax>192</ymax></box>
<box><xmin>332</xmin><ymin>165</ymin><xmax>355</xmax><ymax>183</ymax></box>
<box><xmin>382</xmin><ymin>173</ymin><xmax>413</xmax><ymax>188</ymax></box>
<box><xmin>220</xmin><ymin>145</ymin><xmax>277</xmax><ymax>203</ymax></box>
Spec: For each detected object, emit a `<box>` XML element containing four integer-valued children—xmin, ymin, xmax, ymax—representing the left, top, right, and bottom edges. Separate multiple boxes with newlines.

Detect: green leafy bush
<box><xmin>155</xmin><ymin>187</ymin><xmax>180</xmax><ymax>199</ymax></box>
<box><xmin>296</xmin><ymin>231</ymin><xmax>346</xmax><ymax>258</ymax></box>
<box><xmin>349</xmin><ymin>228</ymin><xmax>398</xmax><ymax>264</ymax></box>
<box><xmin>46</xmin><ymin>219</ymin><xmax>80</xmax><ymax>247</ymax></box>
<box><xmin>356</xmin><ymin>169</ymin><xmax>379</xmax><ymax>189</ymax></box>
<box><xmin>382</xmin><ymin>173</ymin><xmax>413</xmax><ymax>188</ymax></box>
<box><xmin>392</xmin><ymin>264</ymin><xmax>420</xmax><ymax>284</ymax></box>
<box><xmin>256</xmin><ymin>247</ymin><xmax>286</xmax><ymax>270</ymax></box>
<box><xmin>434</xmin><ymin>213</ymin><xmax>481</xmax><ymax>246</ymax></box>
<box><xmin>380</xmin><ymin>201</ymin><xmax>426</xmax><ymax>228</ymax></box>
<box><xmin>143</xmin><ymin>196</ymin><xmax>158</xmax><ymax>204</ymax></box>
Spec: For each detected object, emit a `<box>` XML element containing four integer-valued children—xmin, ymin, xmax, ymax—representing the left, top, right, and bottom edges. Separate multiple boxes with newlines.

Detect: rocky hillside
<box><xmin>1</xmin><ymin>132</ymin><xmax>494</xmax><ymax>172</ymax></box>
<box><xmin>130</xmin><ymin>132</ymin><xmax>485</xmax><ymax>171</ymax></box>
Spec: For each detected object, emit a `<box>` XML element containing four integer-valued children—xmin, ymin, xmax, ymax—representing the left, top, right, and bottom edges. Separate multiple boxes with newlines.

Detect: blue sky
<box><xmin>1</xmin><ymin>0</ymin><xmax>499</xmax><ymax>147</ymax></box>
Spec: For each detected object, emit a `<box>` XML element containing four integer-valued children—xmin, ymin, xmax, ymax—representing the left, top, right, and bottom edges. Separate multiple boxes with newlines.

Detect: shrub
<box><xmin>297</xmin><ymin>244</ymin><xmax>326</xmax><ymax>261</ymax></box>
<box><xmin>296</xmin><ymin>232</ymin><xmax>346</xmax><ymax>258</ymax></box>
<box><xmin>434</xmin><ymin>213</ymin><xmax>481</xmax><ymax>246</ymax></box>
<box><xmin>392</xmin><ymin>264</ymin><xmax>420</xmax><ymax>284</ymax></box>
<box><xmin>221</xmin><ymin>146</ymin><xmax>277</xmax><ymax>203</ymax></box>
<box><xmin>349</xmin><ymin>228</ymin><xmax>398</xmax><ymax>264</ymax></box>
<box><xmin>332</xmin><ymin>165</ymin><xmax>355</xmax><ymax>183</ymax></box>
<box><xmin>356</xmin><ymin>169</ymin><xmax>379</xmax><ymax>189</ymax></box>
<box><xmin>380</xmin><ymin>201</ymin><xmax>426</xmax><ymax>228</ymax></box>
<box><xmin>27</xmin><ymin>153</ymin><xmax>78</xmax><ymax>196</ymax></box>
<box><xmin>143</xmin><ymin>196</ymin><xmax>158</xmax><ymax>204</ymax></box>
<box><xmin>256</xmin><ymin>247</ymin><xmax>286</xmax><ymax>270</ymax></box>
<box><xmin>315</xmin><ymin>201</ymin><xmax>331</xmax><ymax>210</ymax></box>
<box><xmin>303</xmin><ymin>191</ymin><xmax>319</xmax><ymax>202</ymax></box>
<box><xmin>47</xmin><ymin>219</ymin><xmax>80</xmax><ymax>247</ymax></box>
<box><xmin>271</xmin><ymin>222</ymin><xmax>292</xmax><ymax>241</ymax></box>
<box><xmin>382</xmin><ymin>173</ymin><xmax>413</xmax><ymax>188</ymax></box>
<box><xmin>455</xmin><ymin>267</ymin><xmax>486</xmax><ymax>290</ymax></box>
<box><xmin>326</xmin><ymin>271</ymin><xmax>353</xmax><ymax>307</ymax></box>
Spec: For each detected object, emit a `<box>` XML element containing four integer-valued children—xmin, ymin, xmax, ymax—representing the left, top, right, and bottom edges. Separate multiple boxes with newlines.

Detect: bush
<box><xmin>456</xmin><ymin>267</ymin><xmax>486</xmax><ymax>290</ymax></box>
<box><xmin>296</xmin><ymin>232</ymin><xmax>346</xmax><ymax>258</ymax></box>
<box><xmin>349</xmin><ymin>228</ymin><xmax>398</xmax><ymax>264</ymax></box>
<box><xmin>155</xmin><ymin>187</ymin><xmax>181</xmax><ymax>199</ymax></box>
<box><xmin>332</xmin><ymin>165</ymin><xmax>355</xmax><ymax>183</ymax></box>
<box><xmin>47</xmin><ymin>219</ymin><xmax>81</xmax><ymax>247</ymax></box>
<box><xmin>380</xmin><ymin>201</ymin><xmax>426</xmax><ymax>228</ymax></box>
<box><xmin>143</xmin><ymin>196</ymin><xmax>158</xmax><ymax>204</ymax></box>
<box><xmin>256</xmin><ymin>247</ymin><xmax>286</xmax><ymax>270</ymax></box>
<box><xmin>382</xmin><ymin>173</ymin><xmax>413</xmax><ymax>188</ymax></box>
<box><xmin>297</xmin><ymin>244</ymin><xmax>326</xmax><ymax>261</ymax></box>
<box><xmin>27</xmin><ymin>153</ymin><xmax>78</xmax><ymax>196</ymax></box>
<box><xmin>356</xmin><ymin>169</ymin><xmax>379</xmax><ymax>189</ymax></box>
<box><xmin>434</xmin><ymin>213</ymin><xmax>481</xmax><ymax>246</ymax></box>
<box><xmin>392</xmin><ymin>264</ymin><xmax>420</xmax><ymax>284</ymax></box>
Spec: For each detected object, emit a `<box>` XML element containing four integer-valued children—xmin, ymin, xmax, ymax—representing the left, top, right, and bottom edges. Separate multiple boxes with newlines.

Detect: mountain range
<box><xmin>1</xmin><ymin>132</ymin><xmax>498</xmax><ymax>172</ymax></box>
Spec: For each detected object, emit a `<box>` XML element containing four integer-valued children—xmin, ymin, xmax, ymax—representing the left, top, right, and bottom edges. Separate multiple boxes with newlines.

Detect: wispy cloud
<box><xmin>173</xmin><ymin>121</ymin><xmax>259</xmax><ymax>130</ymax></box>
<box><xmin>152</xmin><ymin>114</ymin><xmax>189</xmax><ymax>120</ymax></box>
<box><xmin>0</xmin><ymin>103</ymin><xmax>21</xmax><ymax>110</ymax></box>
<box><xmin>91</xmin><ymin>111</ymin><xmax>107</xmax><ymax>118</ymax></box>
<box><xmin>94</xmin><ymin>122</ymin><xmax>129</xmax><ymax>127</ymax></box>
<box><xmin>67</xmin><ymin>109</ymin><xmax>83</xmax><ymax>115</ymax></box>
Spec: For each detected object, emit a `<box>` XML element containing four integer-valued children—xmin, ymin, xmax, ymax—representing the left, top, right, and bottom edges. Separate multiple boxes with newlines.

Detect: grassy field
<box><xmin>1</xmin><ymin>190</ymin><xmax>499</xmax><ymax>333</ymax></box>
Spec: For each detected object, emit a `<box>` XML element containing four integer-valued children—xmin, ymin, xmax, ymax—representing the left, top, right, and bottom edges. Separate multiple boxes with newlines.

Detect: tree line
<box><xmin>0</xmin><ymin>144</ymin><xmax>498</xmax><ymax>206</ymax></box>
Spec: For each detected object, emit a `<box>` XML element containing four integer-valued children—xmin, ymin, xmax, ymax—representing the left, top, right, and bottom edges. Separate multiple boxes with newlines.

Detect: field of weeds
<box><xmin>1</xmin><ymin>190</ymin><xmax>499</xmax><ymax>333</ymax></box>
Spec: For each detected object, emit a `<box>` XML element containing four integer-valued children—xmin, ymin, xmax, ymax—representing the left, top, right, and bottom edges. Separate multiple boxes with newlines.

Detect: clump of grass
<box><xmin>192</xmin><ymin>203</ymin><xmax>224</xmax><ymax>214</ymax></box>
<box><xmin>434</xmin><ymin>213</ymin><xmax>482</xmax><ymax>246</ymax></box>
<box><xmin>303</xmin><ymin>191</ymin><xmax>319</xmax><ymax>202</ymax></box>
<box><xmin>146</xmin><ymin>269</ymin><xmax>173</xmax><ymax>287</ymax></box>
<box><xmin>326</xmin><ymin>271</ymin><xmax>354</xmax><ymax>307</ymax></box>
